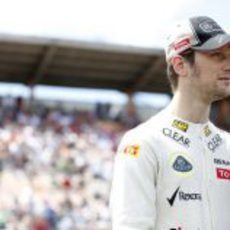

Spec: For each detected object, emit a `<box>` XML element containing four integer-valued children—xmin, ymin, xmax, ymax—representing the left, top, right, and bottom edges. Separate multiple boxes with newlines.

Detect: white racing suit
<box><xmin>110</xmin><ymin>107</ymin><xmax>230</xmax><ymax>230</ymax></box>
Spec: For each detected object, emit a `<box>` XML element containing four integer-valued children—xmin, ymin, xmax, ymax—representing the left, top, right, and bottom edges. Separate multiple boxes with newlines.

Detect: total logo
<box><xmin>167</xmin><ymin>187</ymin><xmax>202</xmax><ymax>206</ymax></box>
<box><xmin>216</xmin><ymin>168</ymin><xmax>230</xmax><ymax>180</ymax></box>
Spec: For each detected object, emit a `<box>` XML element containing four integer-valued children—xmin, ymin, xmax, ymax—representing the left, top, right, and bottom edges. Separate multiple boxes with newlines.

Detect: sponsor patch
<box><xmin>203</xmin><ymin>125</ymin><xmax>212</xmax><ymax>137</ymax></box>
<box><xmin>207</xmin><ymin>134</ymin><xmax>222</xmax><ymax>152</ymax></box>
<box><xmin>170</xmin><ymin>227</ymin><xmax>202</xmax><ymax>230</ymax></box>
<box><xmin>199</xmin><ymin>20</ymin><xmax>222</xmax><ymax>33</ymax></box>
<box><xmin>123</xmin><ymin>145</ymin><xmax>140</xmax><ymax>157</ymax></box>
<box><xmin>170</xmin><ymin>227</ymin><xmax>200</xmax><ymax>230</ymax></box>
<box><xmin>169</xmin><ymin>152</ymin><xmax>194</xmax><ymax>177</ymax></box>
<box><xmin>167</xmin><ymin>186</ymin><xmax>202</xmax><ymax>206</ymax></box>
<box><xmin>173</xmin><ymin>38</ymin><xmax>191</xmax><ymax>51</ymax></box>
<box><xmin>216</xmin><ymin>168</ymin><xmax>230</xmax><ymax>180</ymax></box>
<box><xmin>173</xmin><ymin>156</ymin><xmax>193</xmax><ymax>172</ymax></box>
<box><xmin>163</xmin><ymin>128</ymin><xmax>190</xmax><ymax>148</ymax></box>
<box><xmin>167</xmin><ymin>187</ymin><xmax>180</xmax><ymax>206</ymax></box>
<box><xmin>172</xmin><ymin>119</ymin><xmax>189</xmax><ymax>132</ymax></box>
<box><xmin>214</xmin><ymin>158</ymin><xmax>230</xmax><ymax>166</ymax></box>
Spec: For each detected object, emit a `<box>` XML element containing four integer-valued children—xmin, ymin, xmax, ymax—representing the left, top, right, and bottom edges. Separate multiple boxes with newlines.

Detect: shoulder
<box><xmin>211</xmin><ymin>122</ymin><xmax>230</xmax><ymax>138</ymax></box>
<box><xmin>118</xmin><ymin>111</ymin><xmax>166</xmax><ymax>155</ymax></box>
<box><xmin>219</xmin><ymin>129</ymin><xmax>230</xmax><ymax>143</ymax></box>
<box><xmin>210</xmin><ymin>123</ymin><xmax>230</xmax><ymax>147</ymax></box>
<box><xmin>220</xmin><ymin>129</ymin><xmax>230</xmax><ymax>151</ymax></box>
<box><xmin>122</xmin><ymin>112</ymin><xmax>163</xmax><ymax>142</ymax></box>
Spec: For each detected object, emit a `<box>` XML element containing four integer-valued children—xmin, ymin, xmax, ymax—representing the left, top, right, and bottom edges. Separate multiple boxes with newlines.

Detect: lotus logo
<box><xmin>199</xmin><ymin>20</ymin><xmax>222</xmax><ymax>33</ymax></box>
<box><xmin>173</xmin><ymin>156</ymin><xmax>193</xmax><ymax>172</ymax></box>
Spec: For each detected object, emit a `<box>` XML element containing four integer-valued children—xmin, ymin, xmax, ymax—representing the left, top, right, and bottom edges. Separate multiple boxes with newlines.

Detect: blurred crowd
<box><xmin>0</xmin><ymin>97</ymin><xmax>129</xmax><ymax>230</ymax></box>
<box><xmin>0</xmin><ymin>96</ymin><xmax>228</xmax><ymax>230</ymax></box>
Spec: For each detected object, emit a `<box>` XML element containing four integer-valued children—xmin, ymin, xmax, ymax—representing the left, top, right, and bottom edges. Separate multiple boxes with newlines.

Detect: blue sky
<box><xmin>0</xmin><ymin>0</ymin><xmax>228</xmax><ymax>106</ymax></box>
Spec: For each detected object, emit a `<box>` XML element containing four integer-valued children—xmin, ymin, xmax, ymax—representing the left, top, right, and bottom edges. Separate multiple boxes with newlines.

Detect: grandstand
<box><xmin>0</xmin><ymin>34</ymin><xmax>168</xmax><ymax>94</ymax></box>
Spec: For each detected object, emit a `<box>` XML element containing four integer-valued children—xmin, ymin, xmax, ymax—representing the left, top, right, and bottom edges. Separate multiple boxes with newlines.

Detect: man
<box><xmin>110</xmin><ymin>16</ymin><xmax>230</xmax><ymax>230</ymax></box>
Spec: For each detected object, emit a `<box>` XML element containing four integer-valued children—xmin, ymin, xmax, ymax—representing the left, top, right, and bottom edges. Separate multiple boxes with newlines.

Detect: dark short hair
<box><xmin>166</xmin><ymin>50</ymin><xmax>195</xmax><ymax>92</ymax></box>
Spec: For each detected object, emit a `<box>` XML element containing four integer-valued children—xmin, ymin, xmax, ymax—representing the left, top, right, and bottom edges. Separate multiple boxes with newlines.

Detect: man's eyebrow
<box><xmin>221</xmin><ymin>44</ymin><xmax>230</xmax><ymax>51</ymax></box>
<box><xmin>208</xmin><ymin>47</ymin><xmax>230</xmax><ymax>54</ymax></box>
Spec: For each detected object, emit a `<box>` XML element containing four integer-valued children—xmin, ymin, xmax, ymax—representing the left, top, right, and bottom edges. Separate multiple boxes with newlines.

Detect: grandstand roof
<box><xmin>0</xmin><ymin>34</ymin><xmax>170</xmax><ymax>94</ymax></box>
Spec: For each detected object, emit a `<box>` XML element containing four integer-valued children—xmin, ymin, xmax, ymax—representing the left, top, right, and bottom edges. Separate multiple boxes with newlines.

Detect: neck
<box><xmin>169</xmin><ymin>90</ymin><xmax>211</xmax><ymax>124</ymax></box>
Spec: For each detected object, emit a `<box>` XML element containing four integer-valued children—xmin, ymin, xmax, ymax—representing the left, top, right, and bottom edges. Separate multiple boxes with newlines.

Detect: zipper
<box><xmin>201</xmin><ymin>135</ymin><xmax>214</xmax><ymax>230</ymax></box>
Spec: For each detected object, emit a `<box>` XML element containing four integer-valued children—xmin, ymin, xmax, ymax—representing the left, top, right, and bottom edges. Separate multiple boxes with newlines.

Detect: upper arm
<box><xmin>110</xmin><ymin>131</ymin><xmax>158</xmax><ymax>230</ymax></box>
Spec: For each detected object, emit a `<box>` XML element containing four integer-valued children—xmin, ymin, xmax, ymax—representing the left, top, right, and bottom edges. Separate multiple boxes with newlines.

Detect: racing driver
<box><xmin>110</xmin><ymin>16</ymin><xmax>230</xmax><ymax>230</ymax></box>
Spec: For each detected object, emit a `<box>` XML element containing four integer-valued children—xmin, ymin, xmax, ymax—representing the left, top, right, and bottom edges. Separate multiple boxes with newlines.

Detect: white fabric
<box><xmin>110</xmin><ymin>106</ymin><xmax>230</xmax><ymax>230</ymax></box>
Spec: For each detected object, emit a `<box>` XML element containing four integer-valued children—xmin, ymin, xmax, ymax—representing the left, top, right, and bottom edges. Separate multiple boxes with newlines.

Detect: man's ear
<box><xmin>171</xmin><ymin>56</ymin><xmax>188</xmax><ymax>77</ymax></box>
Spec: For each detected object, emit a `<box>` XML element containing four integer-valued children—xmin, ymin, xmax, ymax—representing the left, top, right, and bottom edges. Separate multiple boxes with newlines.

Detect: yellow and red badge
<box><xmin>123</xmin><ymin>145</ymin><xmax>140</xmax><ymax>157</ymax></box>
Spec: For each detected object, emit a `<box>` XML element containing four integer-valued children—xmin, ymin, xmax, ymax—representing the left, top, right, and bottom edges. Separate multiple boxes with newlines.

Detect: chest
<box><xmin>156</xmin><ymin>127</ymin><xmax>230</xmax><ymax>185</ymax></box>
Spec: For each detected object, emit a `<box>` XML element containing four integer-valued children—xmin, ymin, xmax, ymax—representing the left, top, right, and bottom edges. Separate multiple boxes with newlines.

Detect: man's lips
<box><xmin>218</xmin><ymin>77</ymin><xmax>230</xmax><ymax>86</ymax></box>
<box><xmin>218</xmin><ymin>77</ymin><xmax>230</xmax><ymax>81</ymax></box>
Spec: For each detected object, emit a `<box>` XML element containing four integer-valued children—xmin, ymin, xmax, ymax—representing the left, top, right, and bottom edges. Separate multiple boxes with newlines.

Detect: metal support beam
<box><xmin>122</xmin><ymin>57</ymin><xmax>165</xmax><ymax>93</ymax></box>
<box><xmin>26</xmin><ymin>45</ymin><xmax>57</xmax><ymax>86</ymax></box>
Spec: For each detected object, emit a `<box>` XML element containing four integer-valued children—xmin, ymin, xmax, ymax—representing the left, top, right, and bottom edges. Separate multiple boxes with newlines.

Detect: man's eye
<box><xmin>211</xmin><ymin>52</ymin><xmax>225</xmax><ymax>60</ymax></box>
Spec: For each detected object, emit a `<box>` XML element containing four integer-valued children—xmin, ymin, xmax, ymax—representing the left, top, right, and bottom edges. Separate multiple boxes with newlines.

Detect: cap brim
<box><xmin>192</xmin><ymin>34</ymin><xmax>230</xmax><ymax>51</ymax></box>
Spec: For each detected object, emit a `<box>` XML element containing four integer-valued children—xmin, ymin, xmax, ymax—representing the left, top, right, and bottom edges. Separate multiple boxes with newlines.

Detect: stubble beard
<box><xmin>191</xmin><ymin>64</ymin><xmax>230</xmax><ymax>102</ymax></box>
<box><xmin>213</xmin><ymin>86</ymin><xmax>230</xmax><ymax>102</ymax></box>
<box><xmin>213</xmin><ymin>74</ymin><xmax>230</xmax><ymax>101</ymax></box>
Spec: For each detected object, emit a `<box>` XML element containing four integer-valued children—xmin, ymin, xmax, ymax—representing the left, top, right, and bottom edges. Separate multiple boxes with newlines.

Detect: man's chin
<box><xmin>212</xmin><ymin>91</ymin><xmax>230</xmax><ymax>102</ymax></box>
